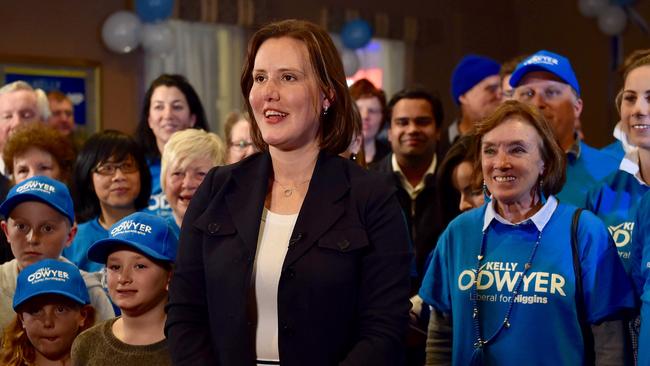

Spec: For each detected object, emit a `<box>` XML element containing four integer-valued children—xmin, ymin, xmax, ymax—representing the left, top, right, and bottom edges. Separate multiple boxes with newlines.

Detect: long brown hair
<box><xmin>0</xmin><ymin>305</ymin><xmax>96</xmax><ymax>366</ymax></box>
<box><xmin>240</xmin><ymin>19</ymin><xmax>357</xmax><ymax>155</ymax></box>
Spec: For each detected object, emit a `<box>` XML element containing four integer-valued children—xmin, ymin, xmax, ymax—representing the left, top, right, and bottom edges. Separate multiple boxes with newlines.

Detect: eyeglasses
<box><xmin>514</xmin><ymin>83</ymin><xmax>572</xmax><ymax>103</ymax></box>
<box><xmin>229</xmin><ymin>140</ymin><xmax>254</xmax><ymax>150</ymax></box>
<box><xmin>94</xmin><ymin>160</ymin><xmax>138</xmax><ymax>176</ymax></box>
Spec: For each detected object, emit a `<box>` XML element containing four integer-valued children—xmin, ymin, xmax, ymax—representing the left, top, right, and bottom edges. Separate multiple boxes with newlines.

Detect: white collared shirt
<box><xmin>483</xmin><ymin>195</ymin><xmax>558</xmax><ymax>232</ymax></box>
<box><xmin>391</xmin><ymin>154</ymin><xmax>437</xmax><ymax>201</ymax></box>
<box><xmin>619</xmin><ymin>149</ymin><xmax>648</xmax><ymax>187</ymax></box>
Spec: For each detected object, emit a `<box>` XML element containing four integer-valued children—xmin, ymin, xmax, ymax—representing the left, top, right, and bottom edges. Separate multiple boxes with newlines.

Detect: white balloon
<box><xmin>598</xmin><ymin>6</ymin><xmax>627</xmax><ymax>36</ymax></box>
<box><xmin>578</xmin><ymin>0</ymin><xmax>608</xmax><ymax>18</ymax></box>
<box><xmin>141</xmin><ymin>22</ymin><xmax>175</xmax><ymax>56</ymax></box>
<box><xmin>101</xmin><ymin>11</ymin><xmax>141</xmax><ymax>54</ymax></box>
<box><xmin>341</xmin><ymin>49</ymin><xmax>360</xmax><ymax>77</ymax></box>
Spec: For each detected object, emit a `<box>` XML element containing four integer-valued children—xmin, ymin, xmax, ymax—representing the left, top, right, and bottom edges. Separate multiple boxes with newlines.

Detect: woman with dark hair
<box><xmin>420</xmin><ymin>101</ymin><xmax>633</xmax><ymax>365</ymax></box>
<box><xmin>166</xmin><ymin>19</ymin><xmax>411</xmax><ymax>365</ymax></box>
<box><xmin>349</xmin><ymin>78</ymin><xmax>389</xmax><ymax>165</ymax></box>
<box><xmin>63</xmin><ymin>130</ymin><xmax>151</xmax><ymax>272</ymax></box>
<box><xmin>134</xmin><ymin>74</ymin><xmax>209</xmax><ymax>218</ymax></box>
<box><xmin>436</xmin><ymin>134</ymin><xmax>483</xmax><ymax>224</ymax></box>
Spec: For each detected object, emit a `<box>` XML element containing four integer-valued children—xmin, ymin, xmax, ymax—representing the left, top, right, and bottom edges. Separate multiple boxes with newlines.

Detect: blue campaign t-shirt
<box><xmin>165</xmin><ymin>215</ymin><xmax>180</xmax><ymax>240</ymax></box>
<box><xmin>143</xmin><ymin>158</ymin><xmax>172</xmax><ymax>218</ymax></box>
<box><xmin>559</xmin><ymin>141</ymin><xmax>619</xmax><ymax>207</ymax></box>
<box><xmin>420</xmin><ymin>199</ymin><xmax>634</xmax><ymax>366</ymax></box>
<box><xmin>63</xmin><ymin>217</ymin><xmax>107</xmax><ymax>273</ymax></box>
<box><xmin>586</xmin><ymin>166</ymin><xmax>649</xmax><ymax>274</ymax></box>
<box><xmin>631</xmin><ymin>191</ymin><xmax>650</xmax><ymax>366</ymax></box>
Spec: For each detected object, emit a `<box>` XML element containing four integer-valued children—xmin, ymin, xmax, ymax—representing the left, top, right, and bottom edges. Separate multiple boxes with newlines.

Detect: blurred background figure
<box><xmin>66</xmin><ymin>130</ymin><xmax>151</xmax><ymax>272</ymax></box>
<box><xmin>349</xmin><ymin>78</ymin><xmax>390</xmax><ymax>166</ymax></box>
<box><xmin>499</xmin><ymin>54</ymin><xmax>528</xmax><ymax>101</ymax></box>
<box><xmin>436</xmin><ymin>134</ymin><xmax>483</xmax><ymax>224</ymax></box>
<box><xmin>47</xmin><ymin>90</ymin><xmax>86</xmax><ymax>152</ymax></box>
<box><xmin>161</xmin><ymin>128</ymin><xmax>225</xmax><ymax>235</ymax></box>
<box><xmin>135</xmin><ymin>74</ymin><xmax>210</xmax><ymax>218</ymax></box>
<box><xmin>3</xmin><ymin>122</ymin><xmax>75</xmax><ymax>185</ymax></box>
<box><xmin>224</xmin><ymin>110</ymin><xmax>257</xmax><ymax>164</ymax></box>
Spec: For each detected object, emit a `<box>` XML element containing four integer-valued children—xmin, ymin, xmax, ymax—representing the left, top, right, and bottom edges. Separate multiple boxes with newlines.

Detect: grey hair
<box><xmin>0</xmin><ymin>80</ymin><xmax>51</xmax><ymax>121</ymax></box>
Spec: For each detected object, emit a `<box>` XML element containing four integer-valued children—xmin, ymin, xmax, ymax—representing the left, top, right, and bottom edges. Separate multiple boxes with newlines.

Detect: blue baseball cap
<box><xmin>0</xmin><ymin>176</ymin><xmax>74</xmax><ymax>225</ymax></box>
<box><xmin>451</xmin><ymin>54</ymin><xmax>501</xmax><ymax>104</ymax></box>
<box><xmin>14</xmin><ymin>259</ymin><xmax>90</xmax><ymax>310</ymax></box>
<box><xmin>87</xmin><ymin>212</ymin><xmax>178</xmax><ymax>264</ymax></box>
<box><xmin>509</xmin><ymin>50</ymin><xmax>581</xmax><ymax>96</ymax></box>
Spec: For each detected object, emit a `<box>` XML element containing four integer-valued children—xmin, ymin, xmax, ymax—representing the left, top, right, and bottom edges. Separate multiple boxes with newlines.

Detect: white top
<box><xmin>254</xmin><ymin>208</ymin><xmax>298</xmax><ymax>364</ymax></box>
<box><xmin>483</xmin><ymin>195</ymin><xmax>558</xmax><ymax>232</ymax></box>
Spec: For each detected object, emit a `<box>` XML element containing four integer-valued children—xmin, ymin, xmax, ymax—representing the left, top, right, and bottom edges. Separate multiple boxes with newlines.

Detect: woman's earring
<box><xmin>322</xmin><ymin>105</ymin><xmax>329</xmax><ymax>117</ymax></box>
<box><xmin>482</xmin><ymin>180</ymin><xmax>491</xmax><ymax>202</ymax></box>
<box><xmin>539</xmin><ymin>178</ymin><xmax>547</xmax><ymax>204</ymax></box>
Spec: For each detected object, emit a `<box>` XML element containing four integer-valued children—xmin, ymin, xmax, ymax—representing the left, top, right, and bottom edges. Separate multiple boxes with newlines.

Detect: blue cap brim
<box><xmin>88</xmin><ymin>238</ymin><xmax>174</xmax><ymax>264</ymax></box>
<box><xmin>510</xmin><ymin>64</ymin><xmax>576</xmax><ymax>91</ymax></box>
<box><xmin>0</xmin><ymin>194</ymin><xmax>74</xmax><ymax>224</ymax></box>
<box><xmin>13</xmin><ymin>289</ymin><xmax>89</xmax><ymax>310</ymax></box>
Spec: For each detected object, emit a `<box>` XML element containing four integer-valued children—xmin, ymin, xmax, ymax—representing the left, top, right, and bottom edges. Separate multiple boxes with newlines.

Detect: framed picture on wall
<box><xmin>0</xmin><ymin>56</ymin><xmax>101</xmax><ymax>135</ymax></box>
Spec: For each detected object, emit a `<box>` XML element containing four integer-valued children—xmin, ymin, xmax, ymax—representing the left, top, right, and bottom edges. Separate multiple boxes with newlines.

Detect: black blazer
<box><xmin>165</xmin><ymin>151</ymin><xmax>412</xmax><ymax>366</ymax></box>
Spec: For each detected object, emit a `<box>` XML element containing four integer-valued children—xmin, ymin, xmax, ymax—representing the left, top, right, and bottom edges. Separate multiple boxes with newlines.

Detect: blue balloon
<box><xmin>341</xmin><ymin>19</ymin><xmax>373</xmax><ymax>50</ymax></box>
<box><xmin>136</xmin><ymin>0</ymin><xmax>174</xmax><ymax>23</ymax></box>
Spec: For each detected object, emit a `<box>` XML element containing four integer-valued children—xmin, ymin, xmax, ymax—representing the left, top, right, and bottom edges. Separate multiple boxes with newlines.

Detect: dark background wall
<box><xmin>1</xmin><ymin>0</ymin><xmax>648</xmax><ymax>146</ymax></box>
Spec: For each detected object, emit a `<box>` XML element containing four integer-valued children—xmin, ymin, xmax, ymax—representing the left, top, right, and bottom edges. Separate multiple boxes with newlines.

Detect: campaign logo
<box><xmin>524</xmin><ymin>55</ymin><xmax>559</xmax><ymax>67</ymax></box>
<box><xmin>27</xmin><ymin>267</ymin><xmax>69</xmax><ymax>284</ymax></box>
<box><xmin>110</xmin><ymin>220</ymin><xmax>153</xmax><ymax>237</ymax></box>
<box><xmin>16</xmin><ymin>181</ymin><xmax>56</xmax><ymax>195</ymax></box>
<box><xmin>608</xmin><ymin>222</ymin><xmax>634</xmax><ymax>248</ymax></box>
<box><xmin>457</xmin><ymin>261</ymin><xmax>567</xmax><ymax>305</ymax></box>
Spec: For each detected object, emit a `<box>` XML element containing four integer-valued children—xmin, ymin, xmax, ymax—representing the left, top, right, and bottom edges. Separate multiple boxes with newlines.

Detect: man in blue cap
<box><xmin>509</xmin><ymin>50</ymin><xmax>619</xmax><ymax>207</ymax></box>
<box><xmin>439</xmin><ymin>54</ymin><xmax>501</xmax><ymax>156</ymax></box>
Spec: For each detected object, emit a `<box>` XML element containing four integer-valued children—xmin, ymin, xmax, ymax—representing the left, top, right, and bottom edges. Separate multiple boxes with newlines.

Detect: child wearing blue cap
<box><xmin>0</xmin><ymin>176</ymin><xmax>114</xmax><ymax>335</ymax></box>
<box><xmin>0</xmin><ymin>259</ymin><xmax>95</xmax><ymax>366</ymax></box>
<box><xmin>71</xmin><ymin>212</ymin><xmax>177</xmax><ymax>366</ymax></box>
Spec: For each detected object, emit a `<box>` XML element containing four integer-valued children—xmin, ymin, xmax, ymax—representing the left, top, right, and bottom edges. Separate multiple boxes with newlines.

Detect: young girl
<box><xmin>0</xmin><ymin>259</ymin><xmax>95</xmax><ymax>366</ymax></box>
<box><xmin>71</xmin><ymin>212</ymin><xmax>176</xmax><ymax>365</ymax></box>
<box><xmin>64</xmin><ymin>131</ymin><xmax>151</xmax><ymax>272</ymax></box>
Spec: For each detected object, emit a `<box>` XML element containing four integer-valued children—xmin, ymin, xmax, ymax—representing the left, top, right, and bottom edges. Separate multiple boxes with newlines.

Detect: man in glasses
<box><xmin>509</xmin><ymin>50</ymin><xmax>618</xmax><ymax>206</ymax></box>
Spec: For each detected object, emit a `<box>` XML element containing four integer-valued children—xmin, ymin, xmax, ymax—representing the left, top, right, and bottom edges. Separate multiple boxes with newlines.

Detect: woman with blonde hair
<box><xmin>161</xmin><ymin>128</ymin><xmax>225</xmax><ymax>234</ymax></box>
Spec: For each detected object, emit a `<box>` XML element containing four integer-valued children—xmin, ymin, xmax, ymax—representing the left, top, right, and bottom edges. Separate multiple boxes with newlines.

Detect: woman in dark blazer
<box><xmin>165</xmin><ymin>19</ymin><xmax>412</xmax><ymax>366</ymax></box>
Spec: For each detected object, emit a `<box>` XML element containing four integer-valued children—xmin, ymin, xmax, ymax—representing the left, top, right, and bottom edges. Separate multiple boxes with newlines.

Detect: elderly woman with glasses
<box><xmin>420</xmin><ymin>101</ymin><xmax>634</xmax><ymax>366</ymax></box>
<box><xmin>64</xmin><ymin>130</ymin><xmax>151</xmax><ymax>272</ymax></box>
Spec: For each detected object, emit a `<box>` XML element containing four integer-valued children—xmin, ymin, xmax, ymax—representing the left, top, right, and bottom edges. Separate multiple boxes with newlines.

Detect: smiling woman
<box><xmin>166</xmin><ymin>19</ymin><xmax>412</xmax><ymax>366</ymax></box>
<box><xmin>134</xmin><ymin>74</ymin><xmax>210</xmax><ymax>219</ymax></box>
<box><xmin>420</xmin><ymin>101</ymin><xmax>634</xmax><ymax>365</ymax></box>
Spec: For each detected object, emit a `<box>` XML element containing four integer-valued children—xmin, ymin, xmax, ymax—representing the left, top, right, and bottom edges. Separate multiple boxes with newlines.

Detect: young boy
<box><xmin>0</xmin><ymin>176</ymin><xmax>114</xmax><ymax>333</ymax></box>
<box><xmin>1</xmin><ymin>259</ymin><xmax>95</xmax><ymax>365</ymax></box>
<box><xmin>71</xmin><ymin>212</ymin><xmax>177</xmax><ymax>365</ymax></box>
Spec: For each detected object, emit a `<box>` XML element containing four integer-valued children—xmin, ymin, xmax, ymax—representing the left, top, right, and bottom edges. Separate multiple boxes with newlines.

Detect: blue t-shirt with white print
<box><xmin>420</xmin><ymin>198</ymin><xmax>634</xmax><ymax>366</ymax></box>
<box><xmin>63</xmin><ymin>217</ymin><xmax>107</xmax><ymax>273</ymax></box>
<box><xmin>586</xmin><ymin>169</ymin><xmax>649</xmax><ymax>274</ymax></box>
<box><xmin>143</xmin><ymin>158</ymin><xmax>172</xmax><ymax>218</ymax></box>
<box><xmin>630</xmin><ymin>191</ymin><xmax>650</xmax><ymax>366</ymax></box>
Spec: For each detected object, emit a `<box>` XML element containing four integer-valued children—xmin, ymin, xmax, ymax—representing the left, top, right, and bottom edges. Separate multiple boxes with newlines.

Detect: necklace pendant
<box><xmin>504</xmin><ymin>318</ymin><xmax>511</xmax><ymax>328</ymax></box>
<box><xmin>524</xmin><ymin>263</ymin><xmax>531</xmax><ymax>270</ymax></box>
<box><xmin>477</xmin><ymin>254</ymin><xmax>484</xmax><ymax>260</ymax></box>
<box><xmin>472</xmin><ymin>307</ymin><xmax>478</xmax><ymax>318</ymax></box>
<box><xmin>283</xmin><ymin>188</ymin><xmax>293</xmax><ymax>197</ymax></box>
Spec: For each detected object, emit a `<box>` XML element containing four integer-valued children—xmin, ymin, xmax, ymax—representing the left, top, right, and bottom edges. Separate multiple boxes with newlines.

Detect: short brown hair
<box><xmin>240</xmin><ymin>19</ymin><xmax>357</xmax><ymax>154</ymax></box>
<box><xmin>2</xmin><ymin>123</ymin><xmax>75</xmax><ymax>185</ymax></box>
<box><xmin>46</xmin><ymin>90</ymin><xmax>70</xmax><ymax>103</ymax></box>
<box><xmin>474</xmin><ymin>100</ymin><xmax>566</xmax><ymax>197</ymax></box>
<box><xmin>499</xmin><ymin>54</ymin><xmax>529</xmax><ymax>81</ymax></box>
<box><xmin>349</xmin><ymin>78</ymin><xmax>387</xmax><ymax>130</ymax></box>
<box><xmin>615</xmin><ymin>49</ymin><xmax>650</xmax><ymax>113</ymax></box>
